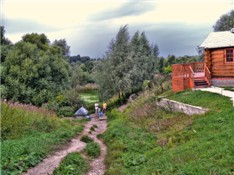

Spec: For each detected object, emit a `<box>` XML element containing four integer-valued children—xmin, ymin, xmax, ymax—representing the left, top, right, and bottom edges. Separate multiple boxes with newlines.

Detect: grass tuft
<box><xmin>53</xmin><ymin>152</ymin><xmax>88</xmax><ymax>175</ymax></box>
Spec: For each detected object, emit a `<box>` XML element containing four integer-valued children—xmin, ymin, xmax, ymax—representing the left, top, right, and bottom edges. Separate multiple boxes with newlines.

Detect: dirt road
<box><xmin>24</xmin><ymin>117</ymin><xmax>107</xmax><ymax>175</ymax></box>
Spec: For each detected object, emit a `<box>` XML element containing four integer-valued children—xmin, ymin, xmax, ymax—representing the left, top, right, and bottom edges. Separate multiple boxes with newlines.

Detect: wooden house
<box><xmin>172</xmin><ymin>29</ymin><xmax>234</xmax><ymax>92</ymax></box>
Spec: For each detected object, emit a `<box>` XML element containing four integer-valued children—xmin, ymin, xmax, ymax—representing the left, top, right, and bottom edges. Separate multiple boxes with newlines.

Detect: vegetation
<box><xmin>1</xmin><ymin>103</ymin><xmax>83</xmax><ymax>175</ymax></box>
<box><xmin>0</xmin><ymin>26</ymin><xmax>98</xmax><ymax>117</ymax></box>
<box><xmin>102</xmin><ymin>90</ymin><xmax>234</xmax><ymax>174</ymax></box>
<box><xmin>1</xmin><ymin>9</ymin><xmax>233</xmax><ymax>174</ymax></box>
<box><xmin>80</xmin><ymin>135</ymin><xmax>93</xmax><ymax>143</ymax></box>
<box><xmin>53</xmin><ymin>152</ymin><xmax>89</xmax><ymax>175</ymax></box>
<box><xmin>84</xmin><ymin>141</ymin><xmax>101</xmax><ymax>158</ymax></box>
<box><xmin>213</xmin><ymin>10</ymin><xmax>234</xmax><ymax>31</ymax></box>
<box><xmin>1</xmin><ymin>33</ymin><xmax>70</xmax><ymax>106</ymax></box>
<box><xmin>95</xmin><ymin>25</ymin><xmax>159</xmax><ymax>101</ymax></box>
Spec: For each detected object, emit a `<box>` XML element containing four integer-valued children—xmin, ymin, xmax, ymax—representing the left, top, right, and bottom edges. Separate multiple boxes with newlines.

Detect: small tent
<box><xmin>74</xmin><ymin>106</ymin><xmax>88</xmax><ymax>116</ymax></box>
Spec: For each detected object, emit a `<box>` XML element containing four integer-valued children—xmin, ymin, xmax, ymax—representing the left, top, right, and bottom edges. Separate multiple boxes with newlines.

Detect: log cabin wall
<box><xmin>205</xmin><ymin>47</ymin><xmax>234</xmax><ymax>77</ymax></box>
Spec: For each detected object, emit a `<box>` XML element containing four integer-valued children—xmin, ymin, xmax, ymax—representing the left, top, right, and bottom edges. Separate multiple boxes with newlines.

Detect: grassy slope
<box><xmin>1</xmin><ymin>103</ymin><xmax>83</xmax><ymax>175</ymax></box>
<box><xmin>102</xmin><ymin>90</ymin><xmax>234</xmax><ymax>175</ymax></box>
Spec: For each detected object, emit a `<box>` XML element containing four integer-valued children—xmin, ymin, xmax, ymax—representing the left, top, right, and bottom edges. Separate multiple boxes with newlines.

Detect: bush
<box><xmin>57</xmin><ymin>106</ymin><xmax>75</xmax><ymax>117</ymax></box>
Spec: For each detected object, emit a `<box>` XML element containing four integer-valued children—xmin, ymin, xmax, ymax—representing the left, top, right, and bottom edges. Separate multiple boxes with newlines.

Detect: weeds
<box><xmin>53</xmin><ymin>152</ymin><xmax>88</xmax><ymax>175</ymax></box>
<box><xmin>1</xmin><ymin>103</ymin><xmax>83</xmax><ymax>175</ymax></box>
<box><xmin>84</xmin><ymin>142</ymin><xmax>101</xmax><ymax>158</ymax></box>
<box><xmin>80</xmin><ymin>135</ymin><xmax>93</xmax><ymax>143</ymax></box>
<box><xmin>102</xmin><ymin>90</ymin><xmax>234</xmax><ymax>174</ymax></box>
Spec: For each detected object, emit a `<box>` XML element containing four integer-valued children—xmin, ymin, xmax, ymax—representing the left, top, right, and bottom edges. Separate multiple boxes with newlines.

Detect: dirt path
<box><xmin>118</xmin><ymin>103</ymin><xmax>128</xmax><ymax>112</ymax></box>
<box><xmin>24</xmin><ymin>116</ymin><xmax>107</xmax><ymax>175</ymax></box>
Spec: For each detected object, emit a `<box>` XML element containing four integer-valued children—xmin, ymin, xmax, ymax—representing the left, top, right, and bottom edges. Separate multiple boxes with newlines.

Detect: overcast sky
<box><xmin>2</xmin><ymin>0</ymin><xmax>234</xmax><ymax>58</ymax></box>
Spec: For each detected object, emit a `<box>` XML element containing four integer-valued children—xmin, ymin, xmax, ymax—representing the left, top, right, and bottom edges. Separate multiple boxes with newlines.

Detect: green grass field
<box><xmin>80</xmin><ymin>90</ymin><xmax>99</xmax><ymax>105</ymax></box>
<box><xmin>102</xmin><ymin>90</ymin><xmax>234</xmax><ymax>175</ymax></box>
<box><xmin>1</xmin><ymin>103</ymin><xmax>83</xmax><ymax>175</ymax></box>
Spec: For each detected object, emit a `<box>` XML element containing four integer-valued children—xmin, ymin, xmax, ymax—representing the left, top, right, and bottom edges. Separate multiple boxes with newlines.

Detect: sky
<box><xmin>1</xmin><ymin>0</ymin><xmax>234</xmax><ymax>58</ymax></box>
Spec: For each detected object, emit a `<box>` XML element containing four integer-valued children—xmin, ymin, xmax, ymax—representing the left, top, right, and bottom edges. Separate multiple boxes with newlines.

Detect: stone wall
<box><xmin>157</xmin><ymin>98</ymin><xmax>209</xmax><ymax>116</ymax></box>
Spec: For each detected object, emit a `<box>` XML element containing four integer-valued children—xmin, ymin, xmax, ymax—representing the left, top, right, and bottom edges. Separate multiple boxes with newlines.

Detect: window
<box><xmin>226</xmin><ymin>49</ymin><xmax>233</xmax><ymax>62</ymax></box>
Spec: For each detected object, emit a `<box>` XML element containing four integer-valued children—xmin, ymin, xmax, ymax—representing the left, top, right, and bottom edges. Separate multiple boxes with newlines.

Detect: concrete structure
<box><xmin>157</xmin><ymin>98</ymin><xmax>209</xmax><ymax>116</ymax></box>
<box><xmin>197</xmin><ymin>86</ymin><xmax>234</xmax><ymax>106</ymax></box>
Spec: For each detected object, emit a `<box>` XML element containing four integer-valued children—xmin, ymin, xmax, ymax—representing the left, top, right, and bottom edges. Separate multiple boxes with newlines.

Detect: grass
<box><xmin>79</xmin><ymin>89</ymin><xmax>99</xmax><ymax>113</ymax></box>
<box><xmin>222</xmin><ymin>86</ymin><xmax>234</xmax><ymax>92</ymax></box>
<box><xmin>53</xmin><ymin>152</ymin><xmax>89</xmax><ymax>175</ymax></box>
<box><xmin>80</xmin><ymin>90</ymin><xmax>99</xmax><ymax>105</ymax></box>
<box><xmin>102</xmin><ymin>90</ymin><xmax>234</xmax><ymax>175</ymax></box>
<box><xmin>84</xmin><ymin>141</ymin><xmax>101</xmax><ymax>158</ymax></box>
<box><xmin>1</xmin><ymin>102</ymin><xmax>84</xmax><ymax>175</ymax></box>
<box><xmin>80</xmin><ymin>135</ymin><xmax>93</xmax><ymax>143</ymax></box>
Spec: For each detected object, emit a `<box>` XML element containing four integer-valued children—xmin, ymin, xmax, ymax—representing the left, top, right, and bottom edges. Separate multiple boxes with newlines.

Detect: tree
<box><xmin>0</xmin><ymin>26</ymin><xmax>12</xmax><ymax>62</ymax></box>
<box><xmin>213</xmin><ymin>10</ymin><xmax>234</xmax><ymax>31</ymax></box>
<box><xmin>2</xmin><ymin>34</ymin><xmax>70</xmax><ymax>105</ymax></box>
<box><xmin>52</xmin><ymin>39</ymin><xmax>70</xmax><ymax>57</ymax></box>
<box><xmin>95</xmin><ymin>26</ymin><xmax>158</xmax><ymax>100</ymax></box>
<box><xmin>22</xmin><ymin>33</ymin><xmax>49</xmax><ymax>51</ymax></box>
<box><xmin>0</xmin><ymin>26</ymin><xmax>12</xmax><ymax>45</ymax></box>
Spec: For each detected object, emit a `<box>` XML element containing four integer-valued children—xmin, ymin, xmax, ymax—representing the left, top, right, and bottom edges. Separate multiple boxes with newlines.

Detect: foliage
<box><xmin>84</xmin><ymin>141</ymin><xmax>101</xmax><ymax>158</ymax></box>
<box><xmin>53</xmin><ymin>152</ymin><xmax>88</xmax><ymax>175</ymax></box>
<box><xmin>2</xmin><ymin>33</ymin><xmax>70</xmax><ymax>106</ymax></box>
<box><xmin>52</xmin><ymin>39</ymin><xmax>70</xmax><ymax>57</ymax></box>
<box><xmin>213</xmin><ymin>10</ymin><xmax>234</xmax><ymax>31</ymax></box>
<box><xmin>102</xmin><ymin>90</ymin><xmax>234</xmax><ymax>174</ymax></box>
<box><xmin>1</xmin><ymin>103</ymin><xmax>83</xmax><ymax>175</ymax></box>
<box><xmin>95</xmin><ymin>25</ymin><xmax>159</xmax><ymax>101</ymax></box>
<box><xmin>0</xmin><ymin>26</ymin><xmax>12</xmax><ymax>45</ymax></box>
<box><xmin>80</xmin><ymin>135</ymin><xmax>93</xmax><ymax>143</ymax></box>
<box><xmin>70</xmin><ymin>63</ymin><xmax>93</xmax><ymax>87</ymax></box>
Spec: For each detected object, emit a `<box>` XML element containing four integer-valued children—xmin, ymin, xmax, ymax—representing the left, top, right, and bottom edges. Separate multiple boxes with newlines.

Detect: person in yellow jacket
<box><xmin>102</xmin><ymin>102</ymin><xmax>107</xmax><ymax>114</ymax></box>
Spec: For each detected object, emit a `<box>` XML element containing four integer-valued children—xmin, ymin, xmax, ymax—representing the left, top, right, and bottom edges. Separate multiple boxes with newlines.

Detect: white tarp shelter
<box><xmin>74</xmin><ymin>106</ymin><xmax>88</xmax><ymax>116</ymax></box>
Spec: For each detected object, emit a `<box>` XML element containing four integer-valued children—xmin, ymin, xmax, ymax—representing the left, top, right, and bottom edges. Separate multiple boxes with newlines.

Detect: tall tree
<box><xmin>2</xmin><ymin>34</ymin><xmax>70</xmax><ymax>105</ymax></box>
<box><xmin>52</xmin><ymin>39</ymin><xmax>70</xmax><ymax>57</ymax></box>
<box><xmin>213</xmin><ymin>10</ymin><xmax>234</xmax><ymax>31</ymax></box>
<box><xmin>22</xmin><ymin>33</ymin><xmax>49</xmax><ymax>51</ymax></box>
<box><xmin>95</xmin><ymin>26</ymin><xmax>159</xmax><ymax>100</ymax></box>
<box><xmin>107</xmin><ymin>25</ymin><xmax>130</xmax><ymax>99</ymax></box>
<box><xmin>0</xmin><ymin>26</ymin><xmax>12</xmax><ymax>45</ymax></box>
<box><xmin>0</xmin><ymin>26</ymin><xmax>12</xmax><ymax>62</ymax></box>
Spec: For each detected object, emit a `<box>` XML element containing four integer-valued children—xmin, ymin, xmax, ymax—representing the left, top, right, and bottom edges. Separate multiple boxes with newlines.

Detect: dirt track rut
<box><xmin>24</xmin><ymin>117</ymin><xmax>107</xmax><ymax>175</ymax></box>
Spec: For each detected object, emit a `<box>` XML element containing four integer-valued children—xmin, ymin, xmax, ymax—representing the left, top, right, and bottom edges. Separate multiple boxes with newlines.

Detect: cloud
<box><xmin>3</xmin><ymin>18</ymin><xmax>59</xmax><ymax>34</ymax></box>
<box><xmin>137</xmin><ymin>23</ymin><xmax>212</xmax><ymax>57</ymax></box>
<box><xmin>90</xmin><ymin>1</ymin><xmax>156</xmax><ymax>21</ymax></box>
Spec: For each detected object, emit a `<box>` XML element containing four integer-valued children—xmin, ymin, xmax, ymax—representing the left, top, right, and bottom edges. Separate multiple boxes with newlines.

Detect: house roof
<box><xmin>200</xmin><ymin>31</ymin><xmax>234</xmax><ymax>49</ymax></box>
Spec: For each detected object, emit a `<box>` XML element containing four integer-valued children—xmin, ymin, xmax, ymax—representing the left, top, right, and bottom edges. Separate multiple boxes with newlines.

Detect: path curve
<box><xmin>24</xmin><ymin>117</ymin><xmax>107</xmax><ymax>175</ymax></box>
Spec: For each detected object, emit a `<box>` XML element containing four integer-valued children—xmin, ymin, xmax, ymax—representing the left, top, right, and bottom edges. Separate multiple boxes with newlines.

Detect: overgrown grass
<box><xmin>102</xmin><ymin>90</ymin><xmax>234</xmax><ymax>174</ymax></box>
<box><xmin>80</xmin><ymin>135</ymin><xmax>93</xmax><ymax>143</ymax></box>
<box><xmin>1</xmin><ymin>103</ymin><xmax>84</xmax><ymax>175</ymax></box>
<box><xmin>80</xmin><ymin>89</ymin><xmax>99</xmax><ymax>113</ymax></box>
<box><xmin>53</xmin><ymin>152</ymin><xmax>89</xmax><ymax>175</ymax></box>
<box><xmin>80</xmin><ymin>90</ymin><xmax>99</xmax><ymax>105</ymax></box>
<box><xmin>84</xmin><ymin>141</ymin><xmax>101</xmax><ymax>158</ymax></box>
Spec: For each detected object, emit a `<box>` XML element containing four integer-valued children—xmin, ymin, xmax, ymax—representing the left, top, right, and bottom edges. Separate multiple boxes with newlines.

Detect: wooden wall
<box><xmin>205</xmin><ymin>48</ymin><xmax>234</xmax><ymax>77</ymax></box>
<box><xmin>172</xmin><ymin>64</ymin><xmax>191</xmax><ymax>92</ymax></box>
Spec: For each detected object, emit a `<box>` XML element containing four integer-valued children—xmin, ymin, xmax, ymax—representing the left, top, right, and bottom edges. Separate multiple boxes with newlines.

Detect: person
<box><xmin>102</xmin><ymin>102</ymin><xmax>107</xmax><ymax>114</ymax></box>
<box><xmin>94</xmin><ymin>102</ymin><xmax>99</xmax><ymax>118</ymax></box>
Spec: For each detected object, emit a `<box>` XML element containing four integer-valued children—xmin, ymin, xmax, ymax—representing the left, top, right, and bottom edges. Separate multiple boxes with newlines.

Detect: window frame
<box><xmin>225</xmin><ymin>49</ymin><xmax>234</xmax><ymax>63</ymax></box>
